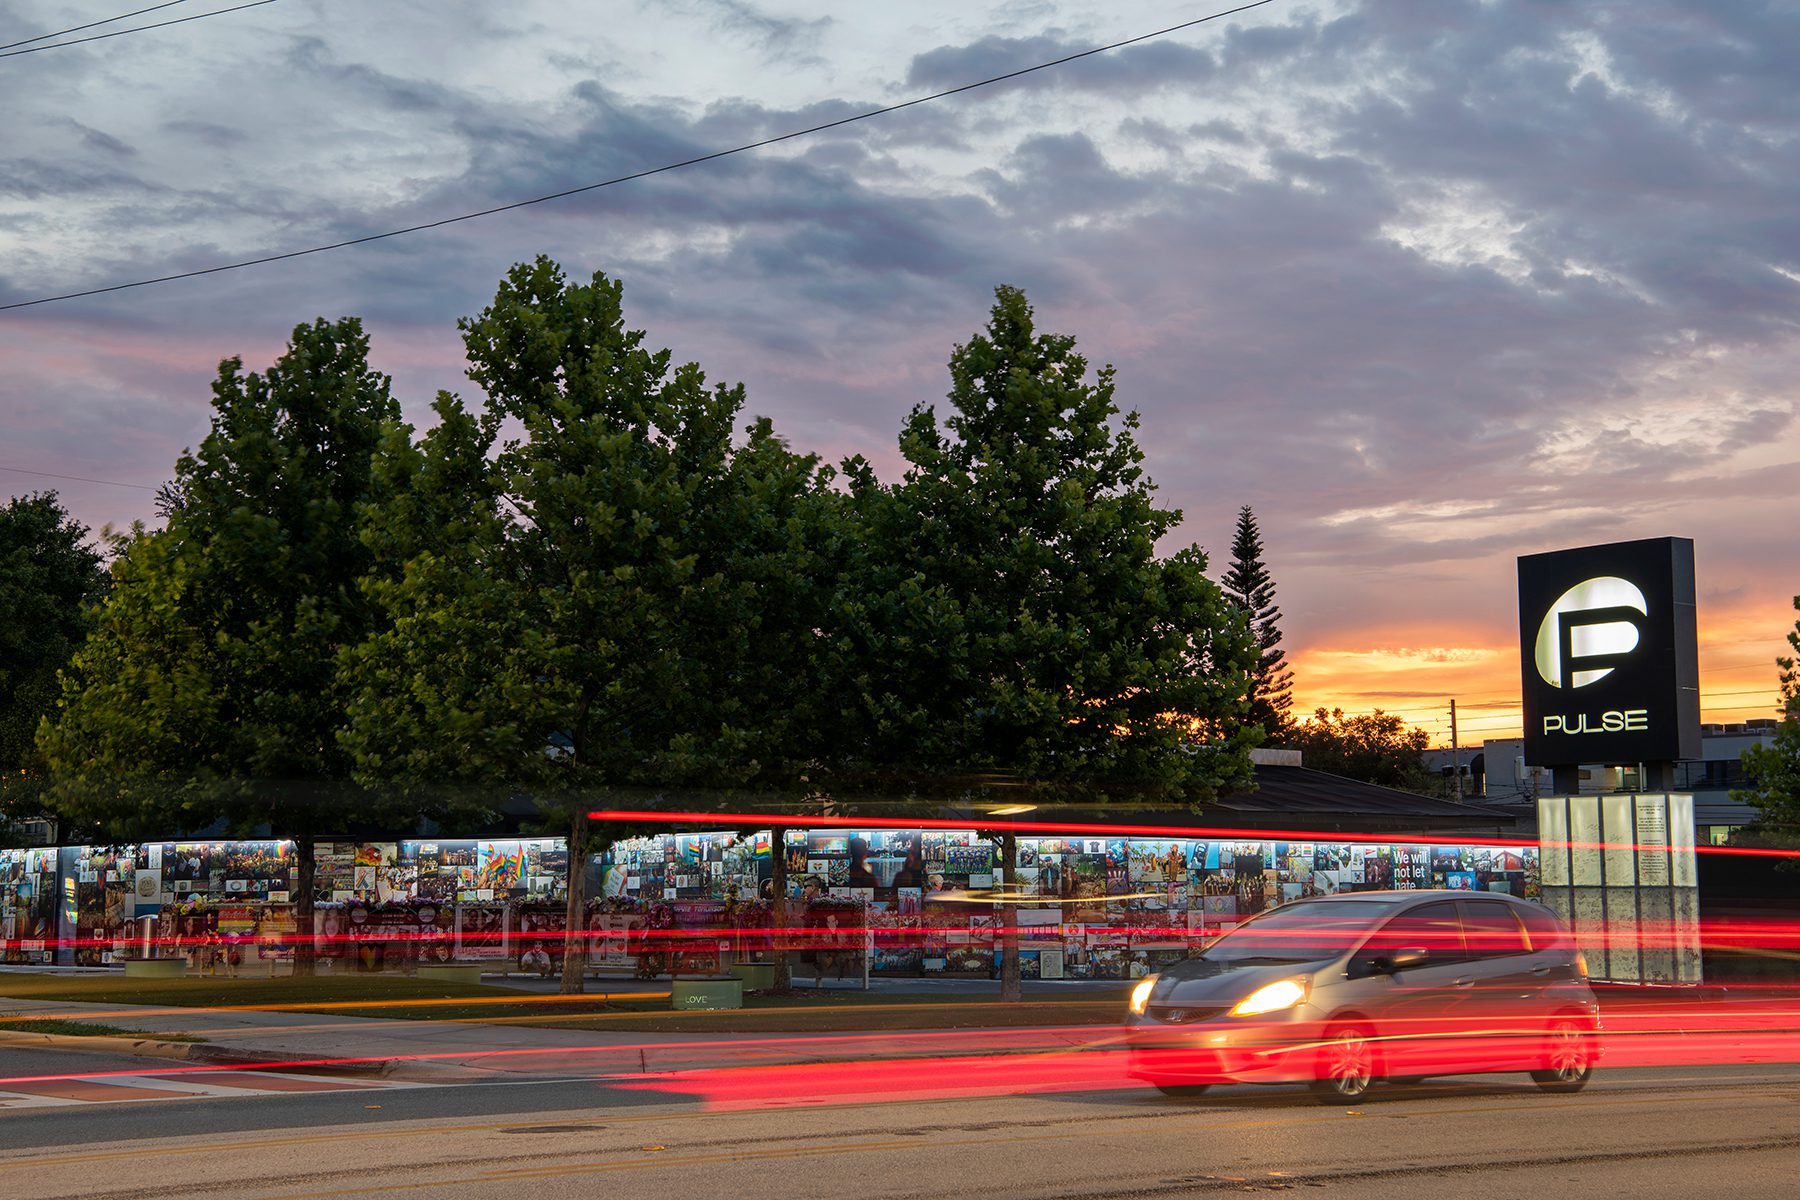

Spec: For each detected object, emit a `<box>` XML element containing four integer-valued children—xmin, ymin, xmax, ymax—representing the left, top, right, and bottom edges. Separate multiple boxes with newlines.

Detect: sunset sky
<box><xmin>3</xmin><ymin>1</ymin><xmax>1796</xmax><ymax>751</ymax></box>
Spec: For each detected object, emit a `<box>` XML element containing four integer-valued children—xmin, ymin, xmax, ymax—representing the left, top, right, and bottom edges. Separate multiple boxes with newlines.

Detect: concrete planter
<box><xmin>123</xmin><ymin>958</ymin><xmax>188</xmax><ymax>979</ymax></box>
<box><xmin>415</xmin><ymin>962</ymin><xmax>485</xmax><ymax>986</ymax></box>
<box><xmin>671</xmin><ymin>976</ymin><xmax>744</xmax><ymax>1010</ymax></box>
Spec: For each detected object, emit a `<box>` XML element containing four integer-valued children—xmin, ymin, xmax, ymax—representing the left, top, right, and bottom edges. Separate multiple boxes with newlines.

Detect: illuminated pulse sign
<box><xmin>1517</xmin><ymin>537</ymin><xmax>1700</xmax><ymax>768</ymax></box>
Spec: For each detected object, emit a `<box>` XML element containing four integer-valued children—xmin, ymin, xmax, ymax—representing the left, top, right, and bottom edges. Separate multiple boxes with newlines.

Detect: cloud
<box><xmin>2</xmin><ymin>0</ymin><xmax>1797</xmax><ymax>732</ymax></box>
<box><xmin>905</xmin><ymin>32</ymin><xmax>1219</xmax><ymax>96</ymax></box>
<box><xmin>664</xmin><ymin>0</ymin><xmax>832</xmax><ymax>62</ymax></box>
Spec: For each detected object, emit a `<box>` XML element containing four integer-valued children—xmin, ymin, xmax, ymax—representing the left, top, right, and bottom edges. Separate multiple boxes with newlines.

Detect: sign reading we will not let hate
<box><xmin>1517</xmin><ymin>536</ymin><xmax>1701</xmax><ymax>768</ymax></box>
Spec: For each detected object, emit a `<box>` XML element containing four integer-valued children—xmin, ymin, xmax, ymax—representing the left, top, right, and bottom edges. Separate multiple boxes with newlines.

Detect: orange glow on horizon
<box><xmin>1286</xmin><ymin>611</ymin><xmax>1790</xmax><ymax>750</ymax></box>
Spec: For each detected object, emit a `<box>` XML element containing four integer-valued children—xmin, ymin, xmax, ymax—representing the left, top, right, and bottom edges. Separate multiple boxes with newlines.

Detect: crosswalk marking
<box><xmin>0</xmin><ymin>1070</ymin><xmax>431</xmax><ymax>1109</ymax></box>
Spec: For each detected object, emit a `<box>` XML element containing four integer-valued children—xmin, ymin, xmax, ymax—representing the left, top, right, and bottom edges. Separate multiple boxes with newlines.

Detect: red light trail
<box><xmin>586</xmin><ymin>808</ymin><xmax>1800</xmax><ymax>858</ymax></box>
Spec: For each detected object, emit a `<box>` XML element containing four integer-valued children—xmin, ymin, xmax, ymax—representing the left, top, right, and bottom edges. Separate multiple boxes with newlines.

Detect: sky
<box><xmin>2</xmin><ymin>0</ymin><xmax>1797</xmax><ymax>750</ymax></box>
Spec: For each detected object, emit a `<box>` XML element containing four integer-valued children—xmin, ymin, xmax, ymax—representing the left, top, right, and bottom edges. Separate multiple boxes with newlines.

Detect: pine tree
<box><xmin>1222</xmin><ymin>505</ymin><xmax>1294</xmax><ymax>739</ymax></box>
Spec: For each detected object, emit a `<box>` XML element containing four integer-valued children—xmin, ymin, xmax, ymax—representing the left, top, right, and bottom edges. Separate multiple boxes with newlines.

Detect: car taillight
<box><xmin>1573</xmin><ymin>951</ymin><xmax>1589</xmax><ymax>978</ymax></box>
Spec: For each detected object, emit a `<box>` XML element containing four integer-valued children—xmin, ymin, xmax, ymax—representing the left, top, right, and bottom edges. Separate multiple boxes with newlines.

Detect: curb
<box><xmin>0</xmin><ymin>1028</ymin><xmax>212</xmax><ymax>1061</ymax></box>
<box><xmin>0</xmin><ymin>1028</ymin><xmax>282</xmax><ymax>1069</ymax></box>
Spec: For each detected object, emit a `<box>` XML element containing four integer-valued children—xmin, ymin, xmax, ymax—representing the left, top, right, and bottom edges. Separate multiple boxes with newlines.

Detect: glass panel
<box><xmin>1518</xmin><ymin>903</ymin><xmax>1570</xmax><ymax>951</ymax></box>
<box><xmin>1362</xmin><ymin>901</ymin><xmax>1466</xmax><ymax>965</ymax></box>
<box><xmin>1460</xmin><ymin>901</ymin><xmax>1528</xmax><ymax>958</ymax></box>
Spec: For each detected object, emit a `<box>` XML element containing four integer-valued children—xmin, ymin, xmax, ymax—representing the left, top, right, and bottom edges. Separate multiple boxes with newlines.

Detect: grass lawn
<box><xmin>0</xmin><ymin>972</ymin><xmax>1132</xmax><ymax>1033</ymax></box>
<box><xmin>0</xmin><ymin>1018</ymin><xmax>202</xmax><ymax>1041</ymax></box>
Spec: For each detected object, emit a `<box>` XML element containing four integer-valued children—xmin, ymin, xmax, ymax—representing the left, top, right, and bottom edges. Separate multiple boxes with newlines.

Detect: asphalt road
<box><xmin>4</xmin><ymin>1055</ymin><xmax>1799</xmax><ymax>1199</ymax></box>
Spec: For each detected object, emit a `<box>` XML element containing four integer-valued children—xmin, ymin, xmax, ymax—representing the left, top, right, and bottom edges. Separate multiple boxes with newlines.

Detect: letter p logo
<box><xmin>1534</xmin><ymin>577</ymin><xmax>1648</xmax><ymax>689</ymax></box>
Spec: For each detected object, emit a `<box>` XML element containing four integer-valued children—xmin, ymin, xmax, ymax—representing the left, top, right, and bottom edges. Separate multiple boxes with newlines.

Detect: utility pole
<box><xmin>1450</xmin><ymin>699</ymin><xmax>1463</xmax><ymax>801</ymax></box>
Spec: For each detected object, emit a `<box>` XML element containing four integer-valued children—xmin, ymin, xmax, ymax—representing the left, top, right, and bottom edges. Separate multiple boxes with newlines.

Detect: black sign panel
<box><xmin>1518</xmin><ymin>537</ymin><xmax>1699</xmax><ymax>767</ymax></box>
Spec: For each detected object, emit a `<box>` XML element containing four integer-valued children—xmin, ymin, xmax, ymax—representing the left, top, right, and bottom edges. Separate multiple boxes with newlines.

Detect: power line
<box><xmin>0</xmin><ymin>0</ymin><xmax>194</xmax><ymax>50</ymax></box>
<box><xmin>0</xmin><ymin>0</ymin><xmax>280</xmax><ymax>60</ymax></box>
<box><xmin>0</xmin><ymin>0</ymin><xmax>1278</xmax><ymax>311</ymax></box>
<box><xmin>0</xmin><ymin>464</ymin><xmax>158</xmax><ymax>490</ymax></box>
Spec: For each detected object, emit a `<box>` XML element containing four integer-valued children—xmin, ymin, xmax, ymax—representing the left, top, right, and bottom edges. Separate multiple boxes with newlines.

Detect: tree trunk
<box><xmin>292</xmin><ymin>836</ymin><xmax>317</xmax><ymax>978</ymax></box>
<box><xmin>559</xmin><ymin>811</ymin><xmax>588</xmax><ymax>995</ymax></box>
<box><xmin>999</xmin><ymin>829</ymin><xmax>1021</xmax><ymax>1003</ymax></box>
<box><xmin>770</xmin><ymin>824</ymin><xmax>791</xmax><ymax>991</ymax></box>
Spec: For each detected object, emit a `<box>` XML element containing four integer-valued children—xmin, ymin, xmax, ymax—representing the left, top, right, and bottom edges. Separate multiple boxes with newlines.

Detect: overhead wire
<box><xmin>0</xmin><ymin>0</ymin><xmax>280</xmax><ymax>60</ymax></box>
<box><xmin>0</xmin><ymin>464</ymin><xmax>158</xmax><ymax>490</ymax></box>
<box><xmin>0</xmin><ymin>0</ymin><xmax>1278</xmax><ymax>311</ymax></box>
<box><xmin>0</xmin><ymin>0</ymin><xmax>194</xmax><ymax>50</ymax></box>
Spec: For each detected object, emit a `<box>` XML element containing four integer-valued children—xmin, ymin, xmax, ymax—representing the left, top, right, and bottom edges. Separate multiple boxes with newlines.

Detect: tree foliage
<box><xmin>835</xmin><ymin>285</ymin><xmax>1259</xmax><ymax>791</ymax></box>
<box><xmin>1736</xmin><ymin>596</ymin><xmax>1800</xmax><ymax>832</ymax></box>
<box><xmin>341</xmin><ymin>258</ymin><xmax>834</xmax><ymax>991</ymax></box>
<box><xmin>26</xmin><ymin>267</ymin><xmax>1272</xmax><ymax>1000</ymax></box>
<box><xmin>35</xmin><ymin>318</ymin><xmax>425</xmax><ymax>970</ymax></box>
<box><xmin>0</xmin><ymin>492</ymin><xmax>108</xmax><ymax>836</ymax></box>
<box><xmin>1221</xmin><ymin>505</ymin><xmax>1294</xmax><ymax>740</ymax></box>
<box><xmin>1286</xmin><ymin>707</ymin><xmax>1438</xmax><ymax>794</ymax></box>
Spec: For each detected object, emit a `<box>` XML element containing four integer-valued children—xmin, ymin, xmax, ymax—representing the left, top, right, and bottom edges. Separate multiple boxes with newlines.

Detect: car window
<box><xmin>1459</xmin><ymin>901</ymin><xmax>1528</xmax><ymax>959</ymax></box>
<box><xmin>1358</xmin><ymin>900</ymin><xmax>1466</xmax><ymax>966</ymax></box>
<box><xmin>1517</xmin><ymin>903</ymin><xmax>1571</xmax><ymax>951</ymax></box>
<box><xmin>1196</xmin><ymin>899</ymin><xmax>1390</xmax><ymax>964</ymax></box>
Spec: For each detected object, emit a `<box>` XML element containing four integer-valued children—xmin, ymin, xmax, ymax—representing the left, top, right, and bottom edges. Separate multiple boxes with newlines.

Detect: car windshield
<box><xmin>1197</xmin><ymin>900</ymin><xmax>1389</xmax><ymax>964</ymax></box>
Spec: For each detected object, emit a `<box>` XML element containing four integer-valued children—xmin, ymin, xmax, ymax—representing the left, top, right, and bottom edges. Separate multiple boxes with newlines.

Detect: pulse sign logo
<box><xmin>1533</xmin><ymin>576</ymin><xmax>1649</xmax><ymax>689</ymax></box>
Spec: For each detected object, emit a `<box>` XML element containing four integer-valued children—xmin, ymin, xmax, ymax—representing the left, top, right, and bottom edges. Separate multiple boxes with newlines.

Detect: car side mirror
<box><xmin>1374</xmin><ymin>947</ymin><xmax>1429</xmax><ymax>974</ymax></box>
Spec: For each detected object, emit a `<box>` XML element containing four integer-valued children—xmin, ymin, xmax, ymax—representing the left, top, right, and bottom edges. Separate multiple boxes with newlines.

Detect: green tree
<box><xmin>835</xmin><ymin>285</ymin><xmax>1260</xmax><ymax>999</ymax></box>
<box><xmin>1287</xmin><ymin>707</ymin><xmax>1438</xmax><ymax>793</ymax></box>
<box><xmin>1221</xmin><ymin>505</ymin><xmax>1294</xmax><ymax>740</ymax></box>
<box><xmin>341</xmin><ymin>258</ymin><xmax>834</xmax><ymax>993</ymax></box>
<box><xmin>0</xmin><ymin>492</ymin><xmax>108</xmax><ymax>839</ymax></box>
<box><xmin>36</xmin><ymin>318</ymin><xmax>426</xmax><ymax>972</ymax></box>
<box><xmin>1735</xmin><ymin>596</ymin><xmax>1800</xmax><ymax>831</ymax></box>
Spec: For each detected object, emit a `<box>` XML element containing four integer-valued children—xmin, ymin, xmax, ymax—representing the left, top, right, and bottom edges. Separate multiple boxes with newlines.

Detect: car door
<box><xmin>1454</xmin><ymin>899</ymin><xmax>1541</xmax><ymax>1072</ymax></box>
<box><xmin>1350</xmin><ymin>900</ymin><xmax>1478</xmax><ymax>1077</ymax></box>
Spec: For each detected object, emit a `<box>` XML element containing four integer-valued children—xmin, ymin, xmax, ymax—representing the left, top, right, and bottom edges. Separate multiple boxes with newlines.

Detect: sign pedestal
<box><xmin>1537</xmin><ymin>793</ymin><xmax>1701</xmax><ymax>984</ymax></box>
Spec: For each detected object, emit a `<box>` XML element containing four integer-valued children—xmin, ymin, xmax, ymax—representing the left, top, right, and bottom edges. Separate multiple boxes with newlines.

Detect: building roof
<box><xmin>1209</xmin><ymin>765</ymin><xmax>1522</xmax><ymax>835</ymax></box>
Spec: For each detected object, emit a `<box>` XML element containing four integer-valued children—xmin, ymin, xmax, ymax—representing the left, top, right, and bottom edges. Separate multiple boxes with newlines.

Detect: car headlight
<box><xmin>1128</xmin><ymin>974</ymin><xmax>1159</xmax><ymax>1015</ymax></box>
<box><xmin>1228</xmin><ymin>977</ymin><xmax>1308</xmax><ymax>1017</ymax></box>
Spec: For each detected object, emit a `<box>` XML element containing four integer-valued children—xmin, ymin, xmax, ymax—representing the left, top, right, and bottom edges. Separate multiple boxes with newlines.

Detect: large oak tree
<box><xmin>37</xmin><ymin>319</ymin><xmax>428</xmax><ymax>972</ymax></box>
<box><xmin>0</xmin><ymin>492</ymin><xmax>108</xmax><ymax>840</ymax></box>
<box><xmin>1735</xmin><ymin>597</ymin><xmax>1800</xmax><ymax>834</ymax></box>
<box><xmin>834</xmin><ymin>286</ymin><xmax>1261</xmax><ymax>1000</ymax></box>
<box><xmin>341</xmin><ymin>258</ymin><xmax>835</xmax><ymax>993</ymax></box>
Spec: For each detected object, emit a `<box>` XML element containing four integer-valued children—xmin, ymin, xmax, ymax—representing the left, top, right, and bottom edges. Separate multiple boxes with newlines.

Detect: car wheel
<box><xmin>1153</xmin><ymin>1082</ymin><xmax>1213</xmax><ymax>1098</ymax></box>
<box><xmin>1310</xmin><ymin>1025</ymin><xmax>1377</xmax><ymax>1103</ymax></box>
<box><xmin>1530</xmin><ymin>1019</ymin><xmax>1593</xmax><ymax>1094</ymax></box>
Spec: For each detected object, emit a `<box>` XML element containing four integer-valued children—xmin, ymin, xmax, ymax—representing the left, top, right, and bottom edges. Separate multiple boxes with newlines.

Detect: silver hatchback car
<box><xmin>1124</xmin><ymin>890</ymin><xmax>1602</xmax><ymax>1102</ymax></box>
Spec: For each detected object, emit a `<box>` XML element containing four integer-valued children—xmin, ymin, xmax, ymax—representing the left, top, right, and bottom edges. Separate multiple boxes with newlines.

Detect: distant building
<box><xmin>1424</xmin><ymin>720</ymin><xmax>1780</xmax><ymax>843</ymax></box>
